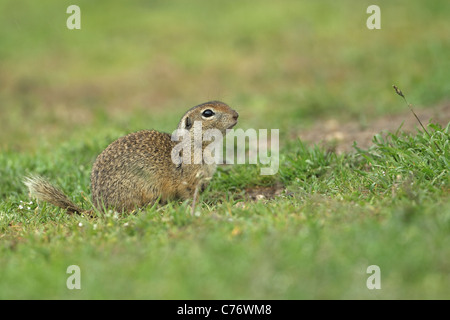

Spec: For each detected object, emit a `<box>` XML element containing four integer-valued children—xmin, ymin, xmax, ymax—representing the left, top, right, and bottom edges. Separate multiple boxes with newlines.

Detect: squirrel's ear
<box><xmin>184</xmin><ymin>116</ymin><xmax>192</xmax><ymax>130</ymax></box>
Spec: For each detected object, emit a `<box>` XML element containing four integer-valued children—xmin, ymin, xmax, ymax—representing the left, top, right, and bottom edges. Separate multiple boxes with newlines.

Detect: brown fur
<box><xmin>25</xmin><ymin>101</ymin><xmax>238</xmax><ymax>214</ymax></box>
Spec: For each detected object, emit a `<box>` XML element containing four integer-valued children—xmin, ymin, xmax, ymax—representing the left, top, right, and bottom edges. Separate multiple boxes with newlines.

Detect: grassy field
<box><xmin>1</xmin><ymin>0</ymin><xmax>449</xmax><ymax>299</ymax></box>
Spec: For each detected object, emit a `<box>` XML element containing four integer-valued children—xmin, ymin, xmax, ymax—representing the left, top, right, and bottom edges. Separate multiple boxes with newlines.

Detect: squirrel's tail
<box><xmin>23</xmin><ymin>175</ymin><xmax>85</xmax><ymax>215</ymax></box>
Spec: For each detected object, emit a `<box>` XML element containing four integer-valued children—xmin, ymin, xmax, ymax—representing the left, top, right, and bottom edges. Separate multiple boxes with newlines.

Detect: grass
<box><xmin>1</xmin><ymin>0</ymin><xmax>449</xmax><ymax>299</ymax></box>
<box><xmin>1</xmin><ymin>122</ymin><xmax>448</xmax><ymax>299</ymax></box>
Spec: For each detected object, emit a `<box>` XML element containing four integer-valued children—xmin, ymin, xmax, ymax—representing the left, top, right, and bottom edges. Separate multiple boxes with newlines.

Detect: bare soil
<box><xmin>296</xmin><ymin>103</ymin><xmax>450</xmax><ymax>154</ymax></box>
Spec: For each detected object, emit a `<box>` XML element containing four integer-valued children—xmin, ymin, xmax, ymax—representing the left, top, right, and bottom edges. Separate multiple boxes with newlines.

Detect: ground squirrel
<box><xmin>24</xmin><ymin>101</ymin><xmax>238</xmax><ymax>214</ymax></box>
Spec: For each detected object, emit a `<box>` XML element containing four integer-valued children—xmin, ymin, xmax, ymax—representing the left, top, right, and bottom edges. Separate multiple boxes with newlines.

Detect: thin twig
<box><xmin>392</xmin><ymin>85</ymin><xmax>442</xmax><ymax>153</ymax></box>
<box><xmin>191</xmin><ymin>182</ymin><xmax>201</xmax><ymax>216</ymax></box>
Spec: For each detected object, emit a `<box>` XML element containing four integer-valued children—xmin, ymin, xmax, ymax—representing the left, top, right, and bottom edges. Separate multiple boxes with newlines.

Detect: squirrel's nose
<box><xmin>232</xmin><ymin>110</ymin><xmax>239</xmax><ymax>121</ymax></box>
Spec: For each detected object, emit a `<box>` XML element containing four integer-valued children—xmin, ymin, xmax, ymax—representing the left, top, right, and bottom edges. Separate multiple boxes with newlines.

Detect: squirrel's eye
<box><xmin>202</xmin><ymin>109</ymin><xmax>215</xmax><ymax>118</ymax></box>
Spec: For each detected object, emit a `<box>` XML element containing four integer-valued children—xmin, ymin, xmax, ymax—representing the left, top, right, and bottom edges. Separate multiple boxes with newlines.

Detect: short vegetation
<box><xmin>0</xmin><ymin>0</ymin><xmax>449</xmax><ymax>299</ymax></box>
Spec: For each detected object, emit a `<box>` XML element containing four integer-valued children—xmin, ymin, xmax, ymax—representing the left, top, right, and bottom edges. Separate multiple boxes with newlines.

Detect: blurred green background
<box><xmin>1</xmin><ymin>0</ymin><xmax>449</xmax><ymax>151</ymax></box>
<box><xmin>0</xmin><ymin>0</ymin><xmax>449</xmax><ymax>300</ymax></box>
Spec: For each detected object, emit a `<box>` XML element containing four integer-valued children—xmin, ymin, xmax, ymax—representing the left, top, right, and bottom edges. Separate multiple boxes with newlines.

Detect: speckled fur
<box><xmin>25</xmin><ymin>101</ymin><xmax>238</xmax><ymax>214</ymax></box>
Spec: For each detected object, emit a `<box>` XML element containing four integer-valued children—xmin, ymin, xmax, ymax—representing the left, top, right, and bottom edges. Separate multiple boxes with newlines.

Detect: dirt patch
<box><xmin>244</xmin><ymin>182</ymin><xmax>285</xmax><ymax>201</ymax></box>
<box><xmin>230</xmin><ymin>183</ymin><xmax>286</xmax><ymax>207</ymax></box>
<box><xmin>295</xmin><ymin>104</ymin><xmax>450</xmax><ymax>153</ymax></box>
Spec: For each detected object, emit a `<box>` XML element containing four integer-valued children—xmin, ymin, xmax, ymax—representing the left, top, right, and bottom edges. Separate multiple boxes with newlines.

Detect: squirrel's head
<box><xmin>178</xmin><ymin>101</ymin><xmax>238</xmax><ymax>136</ymax></box>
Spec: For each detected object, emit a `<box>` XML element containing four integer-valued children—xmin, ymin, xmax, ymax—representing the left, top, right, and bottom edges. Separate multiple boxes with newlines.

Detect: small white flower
<box><xmin>123</xmin><ymin>222</ymin><xmax>129</xmax><ymax>227</ymax></box>
<box><xmin>78</xmin><ymin>222</ymin><xmax>83</xmax><ymax>227</ymax></box>
<box><xmin>93</xmin><ymin>224</ymin><xmax>98</xmax><ymax>230</ymax></box>
<box><xmin>27</xmin><ymin>207</ymin><xmax>31</xmax><ymax>210</ymax></box>
<box><xmin>18</xmin><ymin>205</ymin><xmax>23</xmax><ymax>209</ymax></box>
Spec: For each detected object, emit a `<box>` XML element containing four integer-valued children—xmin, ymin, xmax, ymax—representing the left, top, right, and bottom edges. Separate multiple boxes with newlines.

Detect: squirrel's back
<box><xmin>91</xmin><ymin>130</ymin><xmax>180</xmax><ymax>212</ymax></box>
